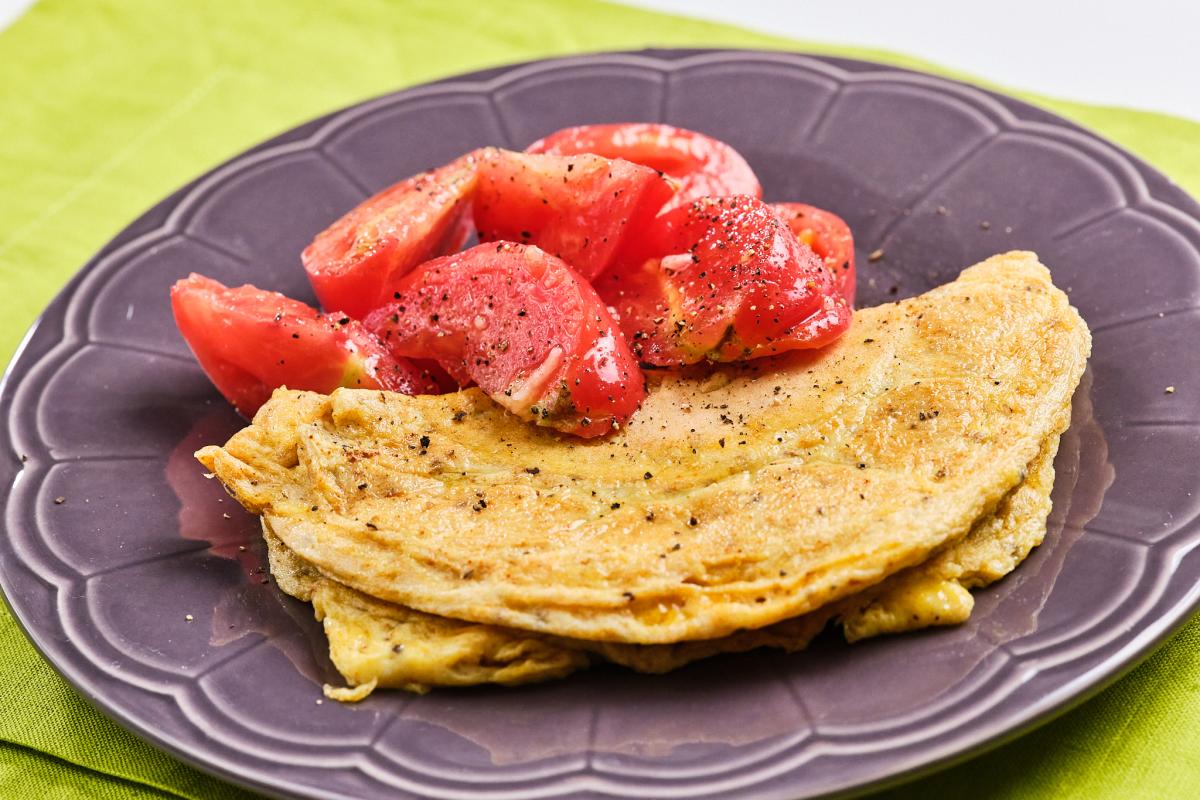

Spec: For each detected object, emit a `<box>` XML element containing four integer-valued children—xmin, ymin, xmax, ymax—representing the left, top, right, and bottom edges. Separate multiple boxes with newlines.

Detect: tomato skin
<box><xmin>301</xmin><ymin>155</ymin><xmax>477</xmax><ymax>319</ymax></box>
<box><xmin>526</xmin><ymin>123</ymin><xmax>761</xmax><ymax>211</ymax></box>
<box><xmin>472</xmin><ymin>148</ymin><xmax>675</xmax><ymax>281</ymax></box>
<box><xmin>596</xmin><ymin>195</ymin><xmax>851</xmax><ymax>367</ymax></box>
<box><xmin>770</xmin><ymin>202</ymin><xmax>856</xmax><ymax>302</ymax></box>
<box><xmin>170</xmin><ymin>274</ymin><xmax>441</xmax><ymax>416</ymax></box>
<box><xmin>364</xmin><ymin>242</ymin><xmax>644</xmax><ymax>437</ymax></box>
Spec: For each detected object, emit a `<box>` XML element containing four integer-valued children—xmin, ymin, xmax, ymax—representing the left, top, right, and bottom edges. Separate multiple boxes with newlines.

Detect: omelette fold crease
<box><xmin>199</xmin><ymin>251</ymin><xmax>1090</xmax><ymax>650</ymax></box>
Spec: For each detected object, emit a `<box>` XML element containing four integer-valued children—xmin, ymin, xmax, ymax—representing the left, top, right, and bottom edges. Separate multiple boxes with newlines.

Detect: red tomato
<box><xmin>472</xmin><ymin>148</ymin><xmax>675</xmax><ymax>281</ymax></box>
<box><xmin>596</xmin><ymin>195</ymin><xmax>851</xmax><ymax>366</ymax></box>
<box><xmin>171</xmin><ymin>274</ymin><xmax>442</xmax><ymax>416</ymax></box>
<box><xmin>302</xmin><ymin>155</ymin><xmax>477</xmax><ymax>319</ymax></box>
<box><xmin>410</xmin><ymin>358</ymin><xmax>463</xmax><ymax>392</ymax></box>
<box><xmin>526</xmin><ymin>123</ymin><xmax>761</xmax><ymax>211</ymax></box>
<box><xmin>771</xmin><ymin>202</ymin><xmax>856</xmax><ymax>301</ymax></box>
<box><xmin>364</xmin><ymin>242</ymin><xmax>645</xmax><ymax>437</ymax></box>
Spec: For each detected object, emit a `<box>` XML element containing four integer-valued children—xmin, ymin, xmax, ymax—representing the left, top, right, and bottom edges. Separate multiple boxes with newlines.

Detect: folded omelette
<box><xmin>198</xmin><ymin>251</ymin><xmax>1090</xmax><ymax>697</ymax></box>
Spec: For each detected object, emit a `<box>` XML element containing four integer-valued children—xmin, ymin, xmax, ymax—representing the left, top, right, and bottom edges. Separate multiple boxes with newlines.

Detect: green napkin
<box><xmin>1</xmin><ymin>1</ymin><xmax>1197</xmax><ymax>798</ymax></box>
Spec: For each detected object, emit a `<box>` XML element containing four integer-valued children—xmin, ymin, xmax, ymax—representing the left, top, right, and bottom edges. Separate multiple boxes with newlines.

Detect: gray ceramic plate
<box><xmin>1</xmin><ymin>50</ymin><xmax>1199</xmax><ymax>800</ymax></box>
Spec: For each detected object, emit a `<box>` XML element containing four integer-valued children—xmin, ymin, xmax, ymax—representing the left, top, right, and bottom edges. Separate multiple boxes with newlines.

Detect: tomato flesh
<box><xmin>302</xmin><ymin>155</ymin><xmax>477</xmax><ymax>319</ymax></box>
<box><xmin>771</xmin><ymin>202</ymin><xmax>856</xmax><ymax>302</ymax></box>
<box><xmin>364</xmin><ymin>242</ymin><xmax>644</xmax><ymax>437</ymax></box>
<box><xmin>596</xmin><ymin>195</ymin><xmax>851</xmax><ymax>366</ymax></box>
<box><xmin>472</xmin><ymin>148</ymin><xmax>675</xmax><ymax>281</ymax></box>
<box><xmin>171</xmin><ymin>274</ymin><xmax>442</xmax><ymax>416</ymax></box>
<box><xmin>526</xmin><ymin>123</ymin><xmax>761</xmax><ymax>211</ymax></box>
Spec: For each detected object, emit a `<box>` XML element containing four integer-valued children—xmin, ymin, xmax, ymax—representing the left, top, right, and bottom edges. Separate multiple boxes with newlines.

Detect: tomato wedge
<box><xmin>171</xmin><ymin>274</ymin><xmax>442</xmax><ymax>416</ymax></box>
<box><xmin>472</xmin><ymin>148</ymin><xmax>675</xmax><ymax>281</ymax></box>
<box><xmin>301</xmin><ymin>154</ymin><xmax>477</xmax><ymax>319</ymax></box>
<box><xmin>596</xmin><ymin>195</ymin><xmax>851</xmax><ymax>367</ymax></box>
<box><xmin>771</xmin><ymin>202</ymin><xmax>856</xmax><ymax>301</ymax></box>
<box><xmin>364</xmin><ymin>242</ymin><xmax>644</xmax><ymax>437</ymax></box>
<box><xmin>526</xmin><ymin>123</ymin><xmax>761</xmax><ymax>211</ymax></box>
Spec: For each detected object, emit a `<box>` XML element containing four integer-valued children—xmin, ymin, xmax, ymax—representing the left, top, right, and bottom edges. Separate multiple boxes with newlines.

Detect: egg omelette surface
<box><xmin>199</xmin><ymin>251</ymin><xmax>1090</xmax><ymax>686</ymax></box>
<box><xmin>262</xmin><ymin>426</ymin><xmax>1060</xmax><ymax>698</ymax></box>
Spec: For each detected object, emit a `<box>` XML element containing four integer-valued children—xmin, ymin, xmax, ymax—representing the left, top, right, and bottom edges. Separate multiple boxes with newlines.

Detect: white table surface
<box><xmin>0</xmin><ymin>0</ymin><xmax>27</xmax><ymax>33</ymax></box>
<box><xmin>623</xmin><ymin>1</ymin><xmax>1199</xmax><ymax>122</ymax></box>
<box><xmin>0</xmin><ymin>0</ymin><xmax>1195</xmax><ymax>122</ymax></box>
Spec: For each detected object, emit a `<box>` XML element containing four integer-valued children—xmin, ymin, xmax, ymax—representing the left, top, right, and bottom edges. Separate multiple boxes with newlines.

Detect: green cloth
<box><xmin>0</xmin><ymin>1</ymin><xmax>1197</xmax><ymax>797</ymax></box>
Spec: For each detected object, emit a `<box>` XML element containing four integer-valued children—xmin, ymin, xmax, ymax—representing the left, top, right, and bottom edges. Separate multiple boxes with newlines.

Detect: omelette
<box><xmin>198</xmin><ymin>251</ymin><xmax>1090</xmax><ymax>696</ymax></box>
<box><xmin>262</xmin><ymin>429</ymin><xmax>1059</xmax><ymax>698</ymax></box>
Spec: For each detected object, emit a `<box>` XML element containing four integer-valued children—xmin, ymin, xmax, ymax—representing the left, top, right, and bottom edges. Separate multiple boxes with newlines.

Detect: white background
<box><xmin>1</xmin><ymin>0</ymin><xmax>1197</xmax><ymax>121</ymax></box>
<box><xmin>624</xmin><ymin>0</ymin><xmax>1200</xmax><ymax>121</ymax></box>
<box><xmin>0</xmin><ymin>0</ymin><xmax>27</xmax><ymax>33</ymax></box>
